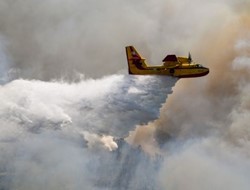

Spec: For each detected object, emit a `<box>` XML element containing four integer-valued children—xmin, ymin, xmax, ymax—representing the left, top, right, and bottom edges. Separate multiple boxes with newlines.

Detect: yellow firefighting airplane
<box><xmin>126</xmin><ymin>46</ymin><xmax>209</xmax><ymax>78</ymax></box>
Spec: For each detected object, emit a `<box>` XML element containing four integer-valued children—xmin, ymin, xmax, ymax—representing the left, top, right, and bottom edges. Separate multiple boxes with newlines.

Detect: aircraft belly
<box><xmin>175</xmin><ymin>69</ymin><xmax>208</xmax><ymax>78</ymax></box>
<box><xmin>129</xmin><ymin>66</ymin><xmax>208</xmax><ymax>78</ymax></box>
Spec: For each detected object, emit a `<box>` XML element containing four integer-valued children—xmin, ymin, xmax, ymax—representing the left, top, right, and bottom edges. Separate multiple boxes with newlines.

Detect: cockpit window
<box><xmin>196</xmin><ymin>64</ymin><xmax>203</xmax><ymax>68</ymax></box>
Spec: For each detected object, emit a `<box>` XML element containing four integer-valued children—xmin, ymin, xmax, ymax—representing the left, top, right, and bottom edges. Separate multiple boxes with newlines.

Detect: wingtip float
<box><xmin>126</xmin><ymin>46</ymin><xmax>209</xmax><ymax>78</ymax></box>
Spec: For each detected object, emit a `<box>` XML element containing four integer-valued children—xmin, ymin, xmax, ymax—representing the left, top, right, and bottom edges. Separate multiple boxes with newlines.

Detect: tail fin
<box><xmin>125</xmin><ymin>46</ymin><xmax>147</xmax><ymax>74</ymax></box>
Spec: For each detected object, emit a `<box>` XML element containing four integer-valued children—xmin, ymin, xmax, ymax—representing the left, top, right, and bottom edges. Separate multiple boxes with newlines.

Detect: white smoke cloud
<box><xmin>82</xmin><ymin>131</ymin><xmax>118</xmax><ymax>151</ymax></box>
<box><xmin>159</xmin><ymin>138</ymin><xmax>250</xmax><ymax>190</ymax></box>
<box><xmin>0</xmin><ymin>0</ymin><xmax>250</xmax><ymax>189</ymax></box>
<box><xmin>0</xmin><ymin>75</ymin><xmax>176</xmax><ymax>137</ymax></box>
<box><xmin>232</xmin><ymin>36</ymin><xmax>250</xmax><ymax>71</ymax></box>
<box><xmin>0</xmin><ymin>75</ymin><xmax>176</xmax><ymax>189</ymax></box>
<box><xmin>152</xmin><ymin>2</ymin><xmax>250</xmax><ymax>190</ymax></box>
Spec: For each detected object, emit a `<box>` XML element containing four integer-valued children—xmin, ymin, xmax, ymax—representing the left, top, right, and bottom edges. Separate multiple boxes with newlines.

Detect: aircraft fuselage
<box><xmin>126</xmin><ymin>46</ymin><xmax>209</xmax><ymax>78</ymax></box>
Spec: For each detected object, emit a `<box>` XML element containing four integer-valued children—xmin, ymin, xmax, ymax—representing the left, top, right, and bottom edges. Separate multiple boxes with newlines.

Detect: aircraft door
<box><xmin>170</xmin><ymin>68</ymin><xmax>175</xmax><ymax>74</ymax></box>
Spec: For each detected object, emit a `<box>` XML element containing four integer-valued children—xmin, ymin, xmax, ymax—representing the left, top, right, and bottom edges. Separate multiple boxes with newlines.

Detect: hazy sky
<box><xmin>0</xmin><ymin>0</ymin><xmax>247</xmax><ymax>80</ymax></box>
<box><xmin>0</xmin><ymin>0</ymin><xmax>250</xmax><ymax>189</ymax></box>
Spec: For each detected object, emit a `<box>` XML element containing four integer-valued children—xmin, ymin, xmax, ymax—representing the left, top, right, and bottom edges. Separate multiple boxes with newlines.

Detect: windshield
<box><xmin>195</xmin><ymin>64</ymin><xmax>203</xmax><ymax>68</ymax></box>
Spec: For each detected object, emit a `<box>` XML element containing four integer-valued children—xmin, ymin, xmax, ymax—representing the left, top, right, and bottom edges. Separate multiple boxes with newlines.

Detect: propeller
<box><xmin>188</xmin><ymin>52</ymin><xmax>192</xmax><ymax>63</ymax></box>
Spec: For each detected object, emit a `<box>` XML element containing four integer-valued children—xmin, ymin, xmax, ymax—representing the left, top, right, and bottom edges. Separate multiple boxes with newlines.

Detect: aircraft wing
<box><xmin>162</xmin><ymin>55</ymin><xmax>178</xmax><ymax>62</ymax></box>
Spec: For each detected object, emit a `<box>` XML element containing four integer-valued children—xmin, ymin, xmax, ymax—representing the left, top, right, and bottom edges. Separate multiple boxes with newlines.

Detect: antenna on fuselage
<box><xmin>188</xmin><ymin>52</ymin><xmax>192</xmax><ymax>63</ymax></box>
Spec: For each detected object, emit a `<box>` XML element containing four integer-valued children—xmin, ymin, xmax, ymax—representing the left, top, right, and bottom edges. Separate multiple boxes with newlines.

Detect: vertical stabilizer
<box><xmin>125</xmin><ymin>46</ymin><xmax>146</xmax><ymax>74</ymax></box>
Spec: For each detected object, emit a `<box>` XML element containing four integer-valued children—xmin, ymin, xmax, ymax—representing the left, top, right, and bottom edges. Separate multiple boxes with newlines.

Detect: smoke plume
<box><xmin>0</xmin><ymin>0</ymin><xmax>250</xmax><ymax>189</ymax></box>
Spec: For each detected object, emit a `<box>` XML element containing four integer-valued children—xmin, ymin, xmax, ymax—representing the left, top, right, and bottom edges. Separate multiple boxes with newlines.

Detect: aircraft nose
<box><xmin>205</xmin><ymin>68</ymin><xmax>209</xmax><ymax>75</ymax></box>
